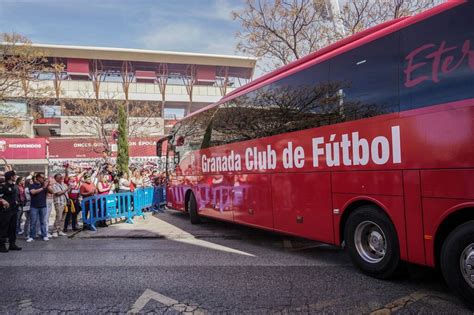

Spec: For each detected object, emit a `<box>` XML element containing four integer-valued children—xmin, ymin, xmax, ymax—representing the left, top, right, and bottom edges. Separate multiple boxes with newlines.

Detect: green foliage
<box><xmin>116</xmin><ymin>102</ymin><xmax>129</xmax><ymax>174</ymax></box>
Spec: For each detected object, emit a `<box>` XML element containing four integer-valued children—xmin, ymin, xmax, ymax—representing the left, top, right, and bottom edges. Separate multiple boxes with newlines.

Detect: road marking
<box><xmin>370</xmin><ymin>291</ymin><xmax>429</xmax><ymax>314</ymax></box>
<box><xmin>18</xmin><ymin>299</ymin><xmax>34</xmax><ymax>314</ymax></box>
<box><xmin>176</xmin><ymin>237</ymin><xmax>255</xmax><ymax>256</ymax></box>
<box><xmin>128</xmin><ymin>289</ymin><xmax>206</xmax><ymax>314</ymax></box>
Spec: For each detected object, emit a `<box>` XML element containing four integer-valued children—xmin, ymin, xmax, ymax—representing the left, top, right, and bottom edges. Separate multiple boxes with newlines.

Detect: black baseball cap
<box><xmin>4</xmin><ymin>171</ymin><xmax>16</xmax><ymax>181</ymax></box>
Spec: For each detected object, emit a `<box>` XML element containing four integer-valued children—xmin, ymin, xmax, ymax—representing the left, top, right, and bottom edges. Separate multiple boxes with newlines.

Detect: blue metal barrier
<box><xmin>151</xmin><ymin>185</ymin><xmax>166</xmax><ymax>211</ymax></box>
<box><xmin>133</xmin><ymin>187</ymin><xmax>154</xmax><ymax>214</ymax></box>
<box><xmin>81</xmin><ymin>188</ymin><xmax>153</xmax><ymax>231</ymax></box>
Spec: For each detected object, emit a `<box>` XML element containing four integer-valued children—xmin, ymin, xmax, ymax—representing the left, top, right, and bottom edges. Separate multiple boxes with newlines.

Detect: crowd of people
<box><xmin>0</xmin><ymin>156</ymin><xmax>166</xmax><ymax>253</ymax></box>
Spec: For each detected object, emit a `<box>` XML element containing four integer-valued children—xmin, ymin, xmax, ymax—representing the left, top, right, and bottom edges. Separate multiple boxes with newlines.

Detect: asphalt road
<box><xmin>0</xmin><ymin>210</ymin><xmax>472</xmax><ymax>314</ymax></box>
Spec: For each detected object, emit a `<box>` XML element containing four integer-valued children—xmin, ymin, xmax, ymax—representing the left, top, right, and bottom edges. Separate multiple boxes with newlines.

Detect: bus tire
<box><xmin>440</xmin><ymin>221</ymin><xmax>474</xmax><ymax>310</ymax></box>
<box><xmin>187</xmin><ymin>193</ymin><xmax>201</xmax><ymax>225</ymax></box>
<box><xmin>344</xmin><ymin>205</ymin><xmax>400</xmax><ymax>279</ymax></box>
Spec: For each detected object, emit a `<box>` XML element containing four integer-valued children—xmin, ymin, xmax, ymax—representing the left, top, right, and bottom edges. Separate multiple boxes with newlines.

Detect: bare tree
<box><xmin>233</xmin><ymin>0</ymin><xmax>330</xmax><ymax>69</ymax></box>
<box><xmin>61</xmin><ymin>98</ymin><xmax>115</xmax><ymax>153</ymax></box>
<box><xmin>62</xmin><ymin>93</ymin><xmax>162</xmax><ymax>154</ymax></box>
<box><xmin>127</xmin><ymin>101</ymin><xmax>163</xmax><ymax>138</ymax></box>
<box><xmin>338</xmin><ymin>0</ymin><xmax>442</xmax><ymax>37</ymax></box>
<box><xmin>233</xmin><ymin>0</ymin><xmax>443</xmax><ymax>71</ymax></box>
<box><xmin>0</xmin><ymin>104</ymin><xmax>23</xmax><ymax>133</ymax></box>
<box><xmin>0</xmin><ymin>33</ymin><xmax>59</xmax><ymax>133</ymax></box>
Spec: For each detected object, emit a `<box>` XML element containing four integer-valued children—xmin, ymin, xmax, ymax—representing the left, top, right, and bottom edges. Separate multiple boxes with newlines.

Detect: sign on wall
<box><xmin>48</xmin><ymin>137</ymin><xmax>158</xmax><ymax>159</ymax></box>
<box><xmin>0</xmin><ymin>138</ymin><xmax>47</xmax><ymax>160</ymax></box>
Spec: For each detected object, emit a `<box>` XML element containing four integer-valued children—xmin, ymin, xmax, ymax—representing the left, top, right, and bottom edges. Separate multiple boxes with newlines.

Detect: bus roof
<box><xmin>178</xmin><ymin>0</ymin><xmax>465</xmax><ymax>124</ymax></box>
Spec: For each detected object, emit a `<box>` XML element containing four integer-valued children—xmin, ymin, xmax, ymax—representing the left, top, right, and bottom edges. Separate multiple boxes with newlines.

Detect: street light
<box><xmin>325</xmin><ymin>0</ymin><xmax>345</xmax><ymax>37</ymax></box>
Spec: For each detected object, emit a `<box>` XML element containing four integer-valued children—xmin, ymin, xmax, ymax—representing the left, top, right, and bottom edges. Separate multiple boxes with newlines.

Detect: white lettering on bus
<box><xmin>312</xmin><ymin>126</ymin><xmax>402</xmax><ymax>167</ymax></box>
<box><xmin>283</xmin><ymin>142</ymin><xmax>306</xmax><ymax>169</ymax></box>
<box><xmin>202</xmin><ymin>151</ymin><xmax>242</xmax><ymax>173</ymax></box>
<box><xmin>245</xmin><ymin>145</ymin><xmax>277</xmax><ymax>171</ymax></box>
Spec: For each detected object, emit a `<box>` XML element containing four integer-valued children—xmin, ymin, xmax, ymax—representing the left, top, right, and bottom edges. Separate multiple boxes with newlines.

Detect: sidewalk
<box><xmin>73</xmin><ymin>211</ymin><xmax>257</xmax><ymax>256</ymax></box>
<box><xmin>75</xmin><ymin>212</ymin><xmax>194</xmax><ymax>239</ymax></box>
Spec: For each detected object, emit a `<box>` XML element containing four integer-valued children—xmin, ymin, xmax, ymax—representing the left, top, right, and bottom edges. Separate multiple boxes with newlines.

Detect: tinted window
<box><xmin>169</xmin><ymin>107</ymin><xmax>217</xmax><ymax>161</ymax></box>
<box><xmin>329</xmin><ymin>33</ymin><xmax>401</xmax><ymax>121</ymax></box>
<box><xmin>209</xmin><ymin>62</ymin><xmax>336</xmax><ymax>146</ymax></box>
<box><xmin>400</xmin><ymin>2</ymin><xmax>474</xmax><ymax>110</ymax></box>
<box><xmin>208</xmin><ymin>33</ymin><xmax>402</xmax><ymax>147</ymax></box>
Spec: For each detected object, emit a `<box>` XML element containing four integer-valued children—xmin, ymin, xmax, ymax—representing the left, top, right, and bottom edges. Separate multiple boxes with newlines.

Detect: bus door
<box><xmin>157</xmin><ymin>135</ymin><xmax>185</xmax><ymax>210</ymax></box>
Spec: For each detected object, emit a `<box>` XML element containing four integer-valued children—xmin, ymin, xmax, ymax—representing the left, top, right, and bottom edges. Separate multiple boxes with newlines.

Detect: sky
<box><xmin>0</xmin><ymin>0</ymin><xmax>245</xmax><ymax>56</ymax></box>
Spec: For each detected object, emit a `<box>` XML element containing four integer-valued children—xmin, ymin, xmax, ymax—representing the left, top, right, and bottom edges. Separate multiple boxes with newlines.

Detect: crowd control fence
<box><xmin>81</xmin><ymin>187</ymin><xmax>154</xmax><ymax>231</ymax></box>
<box><xmin>152</xmin><ymin>185</ymin><xmax>167</xmax><ymax>211</ymax></box>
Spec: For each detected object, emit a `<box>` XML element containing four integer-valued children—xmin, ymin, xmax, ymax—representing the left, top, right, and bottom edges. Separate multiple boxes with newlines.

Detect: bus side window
<box><xmin>329</xmin><ymin>32</ymin><xmax>401</xmax><ymax>121</ymax></box>
<box><xmin>208</xmin><ymin>61</ymin><xmax>332</xmax><ymax>146</ymax></box>
<box><xmin>400</xmin><ymin>2</ymin><xmax>474</xmax><ymax>110</ymax></box>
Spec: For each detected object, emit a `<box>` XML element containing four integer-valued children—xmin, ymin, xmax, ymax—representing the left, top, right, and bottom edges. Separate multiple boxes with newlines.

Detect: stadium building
<box><xmin>0</xmin><ymin>44</ymin><xmax>257</xmax><ymax>174</ymax></box>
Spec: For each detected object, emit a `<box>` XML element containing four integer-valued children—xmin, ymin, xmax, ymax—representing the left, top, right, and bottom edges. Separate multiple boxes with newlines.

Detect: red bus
<box><xmin>158</xmin><ymin>0</ymin><xmax>474</xmax><ymax>307</ymax></box>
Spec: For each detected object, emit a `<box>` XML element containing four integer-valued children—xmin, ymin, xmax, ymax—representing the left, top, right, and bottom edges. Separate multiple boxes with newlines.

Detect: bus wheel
<box><xmin>440</xmin><ymin>221</ymin><xmax>474</xmax><ymax>309</ymax></box>
<box><xmin>187</xmin><ymin>193</ymin><xmax>201</xmax><ymax>225</ymax></box>
<box><xmin>344</xmin><ymin>205</ymin><xmax>400</xmax><ymax>279</ymax></box>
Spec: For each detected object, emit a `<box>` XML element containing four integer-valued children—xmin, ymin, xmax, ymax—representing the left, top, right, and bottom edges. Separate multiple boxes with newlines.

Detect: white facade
<box><xmin>28</xmin><ymin>80</ymin><xmax>236</xmax><ymax>103</ymax></box>
<box><xmin>59</xmin><ymin>116</ymin><xmax>164</xmax><ymax>137</ymax></box>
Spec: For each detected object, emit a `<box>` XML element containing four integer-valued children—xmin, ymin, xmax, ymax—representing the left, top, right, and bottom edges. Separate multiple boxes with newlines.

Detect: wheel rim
<box><xmin>354</xmin><ymin>221</ymin><xmax>387</xmax><ymax>264</ymax></box>
<box><xmin>460</xmin><ymin>243</ymin><xmax>474</xmax><ymax>289</ymax></box>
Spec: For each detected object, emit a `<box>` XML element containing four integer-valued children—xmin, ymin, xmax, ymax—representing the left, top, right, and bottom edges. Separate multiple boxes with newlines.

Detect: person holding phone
<box><xmin>27</xmin><ymin>173</ymin><xmax>52</xmax><ymax>242</ymax></box>
<box><xmin>80</xmin><ymin>174</ymin><xmax>96</xmax><ymax>230</ymax></box>
<box><xmin>64</xmin><ymin>168</ymin><xmax>85</xmax><ymax>231</ymax></box>
<box><xmin>51</xmin><ymin>174</ymin><xmax>70</xmax><ymax>237</ymax></box>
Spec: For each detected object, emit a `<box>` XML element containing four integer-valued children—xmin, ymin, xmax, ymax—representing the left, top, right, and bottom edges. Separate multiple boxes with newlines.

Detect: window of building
<box><xmin>40</xmin><ymin>105</ymin><xmax>61</xmax><ymax>118</ymax></box>
<box><xmin>0</xmin><ymin>101</ymin><xmax>27</xmax><ymax>117</ymax></box>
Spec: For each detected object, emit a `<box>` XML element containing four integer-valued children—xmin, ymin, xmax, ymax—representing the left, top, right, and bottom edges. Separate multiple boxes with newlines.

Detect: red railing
<box><xmin>35</xmin><ymin>118</ymin><xmax>60</xmax><ymax>125</ymax></box>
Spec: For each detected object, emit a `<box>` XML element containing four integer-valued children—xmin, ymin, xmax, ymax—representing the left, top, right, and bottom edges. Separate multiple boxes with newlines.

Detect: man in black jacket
<box><xmin>0</xmin><ymin>171</ymin><xmax>22</xmax><ymax>252</ymax></box>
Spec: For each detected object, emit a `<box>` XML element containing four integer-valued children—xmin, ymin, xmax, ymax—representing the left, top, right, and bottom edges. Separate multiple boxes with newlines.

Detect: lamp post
<box><xmin>325</xmin><ymin>0</ymin><xmax>345</xmax><ymax>37</ymax></box>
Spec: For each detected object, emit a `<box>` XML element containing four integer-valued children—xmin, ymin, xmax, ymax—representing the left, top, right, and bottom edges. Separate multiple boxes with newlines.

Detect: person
<box><xmin>175</xmin><ymin>165</ymin><xmax>183</xmax><ymax>176</ymax></box>
<box><xmin>64</xmin><ymin>169</ymin><xmax>85</xmax><ymax>232</ymax></box>
<box><xmin>22</xmin><ymin>178</ymin><xmax>32</xmax><ymax>239</ymax></box>
<box><xmin>80</xmin><ymin>174</ymin><xmax>96</xmax><ymax>229</ymax></box>
<box><xmin>96</xmin><ymin>174</ymin><xmax>111</xmax><ymax>227</ymax></box>
<box><xmin>97</xmin><ymin>174</ymin><xmax>111</xmax><ymax>195</ymax></box>
<box><xmin>0</xmin><ymin>198</ymin><xmax>10</xmax><ymax>214</ymax></box>
<box><xmin>101</xmin><ymin>151</ymin><xmax>111</xmax><ymax>166</ymax></box>
<box><xmin>0</xmin><ymin>171</ymin><xmax>22</xmax><ymax>252</ymax></box>
<box><xmin>45</xmin><ymin>176</ymin><xmax>55</xmax><ymax>238</ymax></box>
<box><xmin>0</xmin><ymin>197</ymin><xmax>10</xmax><ymax>246</ymax></box>
<box><xmin>142</xmin><ymin>169</ymin><xmax>152</xmax><ymax>188</ymax></box>
<box><xmin>51</xmin><ymin>174</ymin><xmax>69</xmax><ymax>237</ymax></box>
<box><xmin>118</xmin><ymin>172</ymin><xmax>131</xmax><ymax>193</ymax></box>
<box><xmin>27</xmin><ymin>173</ymin><xmax>51</xmax><ymax>242</ymax></box>
<box><xmin>104</xmin><ymin>163</ymin><xmax>118</xmax><ymax>193</ymax></box>
<box><xmin>0</xmin><ymin>157</ymin><xmax>12</xmax><ymax>172</ymax></box>
<box><xmin>15</xmin><ymin>176</ymin><xmax>26</xmax><ymax>235</ymax></box>
<box><xmin>151</xmin><ymin>173</ymin><xmax>166</xmax><ymax>213</ymax></box>
<box><xmin>150</xmin><ymin>170</ymin><xmax>159</xmax><ymax>185</ymax></box>
<box><xmin>131</xmin><ymin>169</ymin><xmax>143</xmax><ymax>189</ymax></box>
